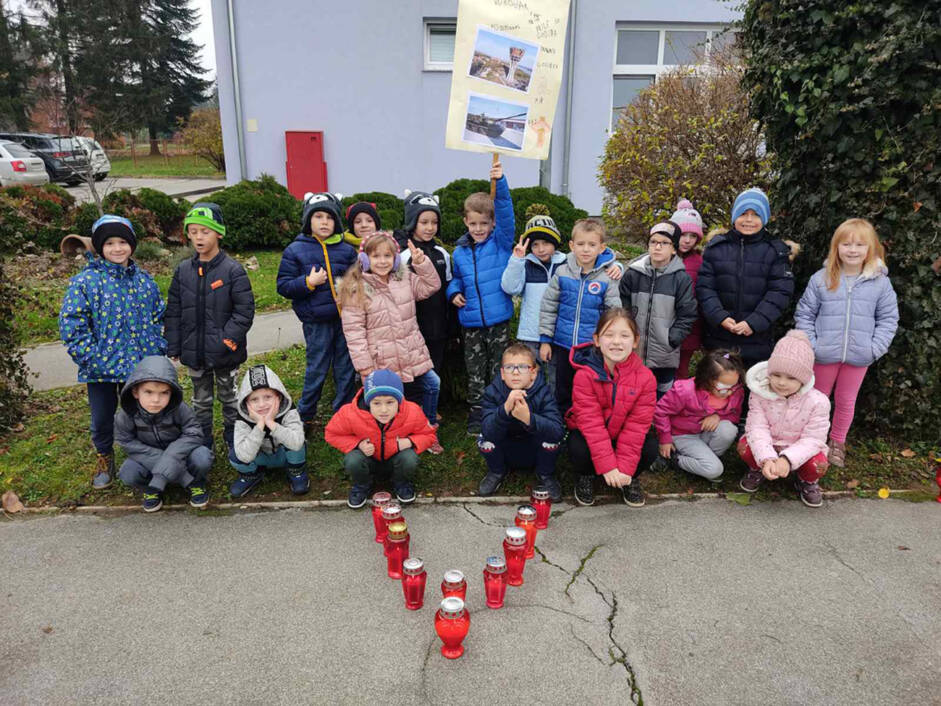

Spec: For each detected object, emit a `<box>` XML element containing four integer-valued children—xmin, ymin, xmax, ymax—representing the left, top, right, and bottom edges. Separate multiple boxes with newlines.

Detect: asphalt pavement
<box><xmin>1</xmin><ymin>497</ymin><xmax>938</xmax><ymax>704</ymax></box>
<box><xmin>64</xmin><ymin>177</ymin><xmax>226</xmax><ymax>204</ymax></box>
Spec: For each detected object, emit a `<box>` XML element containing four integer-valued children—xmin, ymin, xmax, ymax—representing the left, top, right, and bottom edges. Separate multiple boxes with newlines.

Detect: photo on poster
<box><xmin>461</xmin><ymin>93</ymin><xmax>529</xmax><ymax>151</ymax></box>
<box><xmin>468</xmin><ymin>27</ymin><xmax>540</xmax><ymax>94</ymax></box>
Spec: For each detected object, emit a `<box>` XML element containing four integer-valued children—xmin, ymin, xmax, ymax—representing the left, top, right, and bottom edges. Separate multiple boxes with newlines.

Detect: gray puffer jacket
<box><xmin>114</xmin><ymin>356</ymin><xmax>205</xmax><ymax>488</ymax></box>
<box><xmin>232</xmin><ymin>365</ymin><xmax>305</xmax><ymax>463</ymax></box>
<box><xmin>794</xmin><ymin>261</ymin><xmax>898</xmax><ymax>367</ymax></box>
<box><xmin>620</xmin><ymin>254</ymin><xmax>696</xmax><ymax>368</ymax></box>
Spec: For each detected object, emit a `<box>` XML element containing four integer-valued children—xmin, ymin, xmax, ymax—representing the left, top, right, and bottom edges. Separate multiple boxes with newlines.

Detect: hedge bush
<box><xmin>72</xmin><ymin>192</ymin><xmax>162</xmax><ymax>246</ymax></box>
<box><xmin>136</xmin><ymin>188</ymin><xmax>188</xmax><ymax>244</ymax></box>
<box><xmin>340</xmin><ymin>192</ymin><xmax>404</xmax><ymax>232</ymax></box>
<box><xmin>0</xmin><ymin>184</ymin><xmax>74</xmax><ymax>250</ymax></box>
<box><xmin>741</xmin><ymin>0</ymin><xmax>941</xmax><ymax>442</ymax></box>
<box><xmin>0</xmin><ymin>263</ymin><xmax>29</xmax><ymax>430</ymax></box>
<box><xmin>210</xmin><ymin>174</ymin><xmax>301</xmax><ymax>251</ymax></box>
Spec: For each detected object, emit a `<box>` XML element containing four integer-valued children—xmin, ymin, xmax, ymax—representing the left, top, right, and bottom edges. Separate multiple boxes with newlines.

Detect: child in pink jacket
<box><xmin>737</xmin><ymin>330</ymin><xmax>831</xmax><ymax>507</ymax></box>
<box><xmin>653</xmin><ymin>349</ymin><xmax>744</xmax><ymax>481</ymax></box>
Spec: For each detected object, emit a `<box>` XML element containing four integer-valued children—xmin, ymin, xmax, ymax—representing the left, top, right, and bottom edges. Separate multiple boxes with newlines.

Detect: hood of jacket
<box><xmin>746</xmin><ymin>360</ymin><xmax>816</xmax><ymax>401</ymax></box>
<box><xmin>236</xmin><ymin>365</ymin><xmax>294</xmax><ymax>423</ymax></box>
<box><xmin>570</xmin><ymin>341</ymin><xmax>644</xmax><ymax>381</ymax></box>
<box><xmin>291</xmin><ymin>232</ymin><xmax>344</xmax><ymax>247</ymax></box>
<box><xmin>817</xmin><ymin>257</ymin><xmax>889</xmax><ymax>281</ymax></box>
<box><xmin>627</xmin><ymin>252</ymin><xmax>686</xmax><ymax>276</ymax></box>
<box><xmin>563</xmin><ymin>247</ymin><xmax>615</xmax><ymax>274</ymax></box>
<box><xmin>119</xmin><ymin>355</ymin><xmax>183</xmax><ymax>416</ymax></box>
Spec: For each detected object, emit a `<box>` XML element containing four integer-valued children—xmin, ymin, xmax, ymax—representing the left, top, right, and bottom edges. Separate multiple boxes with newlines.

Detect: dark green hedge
<box><xmin>209</xmin><ymin>174</ymin><xmax>302</xmax><ymax>251</ymax></box>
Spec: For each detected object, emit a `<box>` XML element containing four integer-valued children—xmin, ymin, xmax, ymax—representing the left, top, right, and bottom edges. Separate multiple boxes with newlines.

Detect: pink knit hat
<box><xmin>767</xmin><ymin>330</ymin><xmax>815</xmax><ymax>385</ymax></box>
<box><xmin>670</xmin><ymin>198</ymin><xmax>704</xmax><ymax>239</ymax></box>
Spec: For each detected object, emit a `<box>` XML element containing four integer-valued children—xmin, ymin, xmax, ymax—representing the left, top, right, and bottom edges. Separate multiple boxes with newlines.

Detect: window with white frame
<box><xmin>424</xmin><ymin>20</ymin><xmax>457</xmax><ymax>71</ymax></box>
<box><xmin>611</xmin><ymin>25</ymin><xmax>737</xmax><ymax>129</ymax></box>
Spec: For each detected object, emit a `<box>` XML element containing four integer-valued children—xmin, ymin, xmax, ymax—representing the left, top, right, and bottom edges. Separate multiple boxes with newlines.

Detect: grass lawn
<box><xmin>108</xmin><ymin>154</ymin><xmax>223</xmax><ymax>179</ymax></box>
<box><xmin>12</xmin><ymin>249</ymin><xmax>287</xmax><ymax>347</ymax></box>
<box><xmin>1</xmin><ymin>344</ymin><xmax>935</xmax><ymax>509</ymax></box>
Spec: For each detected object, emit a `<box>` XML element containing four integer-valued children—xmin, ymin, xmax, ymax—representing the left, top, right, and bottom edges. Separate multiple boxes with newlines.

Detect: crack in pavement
<box><xmin>418</xmin><ymin>636</ymin><xmax>436</xmax><ymax>705</ymax></box>
<box><xmin>569</xmin><ymin>622</ymin><xmax>608</xmax><ymax>666</ymax></box>
<box><xmin>564</xmin><ymin>544</ymin><xmax>604</xmax><ymax>600</ymax></box>
<box><xmin>822</xmin><ymin>538</ymin><xmax>866</xmax><ymax>581</ymax></box>
<box><xmin>533</xmin><ymin>545</ymin><xmax>572</xmax><ymax>576</ymax></box>
<box><xmin>460</xmin><ymin>503</ymin><xmax>508</xmax><ymax>527</ymax></box>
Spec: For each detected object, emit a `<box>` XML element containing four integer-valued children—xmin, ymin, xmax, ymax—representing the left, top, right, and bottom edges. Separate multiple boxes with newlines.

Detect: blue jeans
<box><xmin>404</xmin><ymin>369</ymin><xmax>440</xmax><ymax>424</ymax></box>
<box><xmin>118</xmin><ymin>446</ymin><xmax>213</xmax><ymax>491</ymax></box>
<box><xmin>87</xmin><ymin>382</ymin><xmax>122</xmax><ymax>454</ymax></box>
<box><xmin>300</xmin><ymin>320</ymin><xmax>357</xmax><ymax>421</ymax></box>
<box><xmin>229</xmin><ymin>444</ymin><xmax>307</xmax><ymax>474</ymax></box>
<box><xmin>477</xmin><ymin>435</ymin><xmax>561</xmax><ymax>480</ymax></box>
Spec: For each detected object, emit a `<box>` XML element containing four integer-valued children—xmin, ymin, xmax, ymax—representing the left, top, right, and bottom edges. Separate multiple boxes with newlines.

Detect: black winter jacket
<box><xmin>165</xmin><ymin>250</ymin><xmax>255</xmax><ymax>370</ymax></box>
<box><xmin>480</xmin><ymin>371</ymin><xmax>564</xmax><ymax>444</ymax></box>
<box><xmin>395</xmin><ymin>229</ymin><xmax>454</xmax><ymax>343</ymax></box>
<box><xmin>114</xmin><ymin>356</ymin><xmax>205</xmax><ymax>487</ymax></box>
<box><xmin>696</xmin><ymin>228</ymin><xmax>794</xmax><ymax>360</ymax></box>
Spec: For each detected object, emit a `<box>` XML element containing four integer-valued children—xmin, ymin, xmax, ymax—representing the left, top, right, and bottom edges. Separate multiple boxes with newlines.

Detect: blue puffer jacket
<box><xmin>501</xmin><ymin>251</ymin><xmax>566</xmax><ymax>342</ymax></box>
<box><xmin>59</xmin><ymin>254</ymin><xmax>167</xmax><ymax>383</ymax></box>
<box><xmin>696</xmin><ymin>228</ymin><xmax>794</xmax><ymax>360</ymax></box>
<box><xmin>538</xmin><ymin>249</ymin><xmax>622</xmax><ymax>348</ymax></box>
<box><xmin>446</xmin><ymin>175</ymin><xmax>515</xmax><ymax>328</ymax></box>
<box><xmin>277</xmin><ymin>232</ymin><xmax>357</xmax><ymax>323</ymax></box>
<box><xmin>794</xmin><ymin>262</ymin><xmax>898</xmax><ymax>367</ymax></box>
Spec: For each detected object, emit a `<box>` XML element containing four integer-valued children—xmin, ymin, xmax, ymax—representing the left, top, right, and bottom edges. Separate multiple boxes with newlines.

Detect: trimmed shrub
<box><xmin>0</xmin><ymin>184</ymin><xmax>73</xmax><ymax>250</ymax></box>
<box><xmin>210</xmin><ymin>174</ymin><xmax>301</xmax><ymax>251</ymax></box>
<box><xmin>73</xmin><ymin>192</ymin><xmax>162</xmax><ymax>245</ymax></box>
<box><xmin>0</xmin><ymin>263</ymin><xmax>30</xmax><ymax>430</ymax></box>
<box><xmin>741</xmin><ymin>0</ymin><xmax>941</xmax><ymax>441</ymax></box>
<box><xmin>136</xmin><ymin>188</ymin><xmax>188</xmax><ymax>243</ymax></box>
<box><xmin>339</xmin><ymin>192</ymin><xmax>405</xmax><ymax>232</ymax></box>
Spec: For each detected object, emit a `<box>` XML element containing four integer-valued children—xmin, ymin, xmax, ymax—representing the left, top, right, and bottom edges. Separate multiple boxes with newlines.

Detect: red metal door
<box><xmin>285</xmin><ymin>131</ymin><xmax>328</xmax><ymax>198</ymax></box>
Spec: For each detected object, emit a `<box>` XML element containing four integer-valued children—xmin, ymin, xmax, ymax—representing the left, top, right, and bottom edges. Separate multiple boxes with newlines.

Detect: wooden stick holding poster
<box><xmin>445</xmin><ymin>0</ymin><xmax>571</xmax><ymax>161</ymax></box>
<box><xmin>490</xmin><ymin>152</ymin><xmax>498</xmax><ymax>198</ymax></box>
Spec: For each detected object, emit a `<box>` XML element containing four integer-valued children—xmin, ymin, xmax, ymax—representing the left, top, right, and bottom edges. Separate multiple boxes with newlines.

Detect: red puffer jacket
<box><xmin>566</xmin><ymin>343</ymin><xmax>657</xmax><ymax>476</ymax></box>
<box><xmin>325</xmin><ymin>389</ymin><xmax>438</xmax><ymax>460</ymax></box>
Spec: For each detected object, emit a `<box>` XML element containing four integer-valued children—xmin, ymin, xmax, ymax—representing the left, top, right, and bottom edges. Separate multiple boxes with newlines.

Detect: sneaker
<box><xmin>827</xmin><ymin>440</ymin><xmax>846</xmax><ymax>468</ymax></box>
<box><xmin>229</xmin><ymin>473</ymin><xmax>263</xmax><ymax>499</ymax></box>
<box><xmin>92</xmin><ymin>453</ymin><xmax>113</xmax><ymax>490</ymax></box>
<box><xmin>426</xmin><ymin>427</ymin><xmax>444</xmax><ymax>456</ymax></box>
<box><xmin>621</xmin><ymin>480</ymin><xmax>645</xmax><ymax>507</ymax></box>
<box><xmin>287</xmin><ymin>468</ymin><xmax>310</xmax><ymax>495</ymax></box>
<box><xmin>477</xmin><ymin>472</ymin><xmax>506</xmax><ymax>497</ymax></box>
<box><xmin>466</xmin><ymin>407</ymin><xmax>482</xmax><ymax>436</ymax></box>
<box><xmin>142</xmin><ymin>490</ymin><xmax>163</xmax><ymax>513</ymax></box>
<box><xmin>395</xmin><ymin>483</ymin><xmax>416</xmax><ymax>504</ymax></box>
<box><xmin>739</xmin><ymin>469</ymin><xmax>764</xmax><ymax>493</ymax></box>
<box><xmin>648</xmin><ymin>455</ymin><xmax>672</xmax><ymax>474</ymax></box>
<box><xmin>537</xmin><ymin>476</ymin><xmax>563</xmax><ymax>503</ymax></box>
<box><xmin>574</xmin><ymin>475</ymin><xmax>595</xmax><ymax>506</ymax></box>
<box><xmin>795</xmin><ymin>477</ymin><xmax>823</xmax><ymax>508</ymax></box>
<box><xmin>189</xmin><ymin>484</ymin><xmax>210</xmax><ymax>508</ymax></box>
<box><xmin>347</xmin><ymin>483</ymin><xmax>371</xmax><ymax>509</ymax></box>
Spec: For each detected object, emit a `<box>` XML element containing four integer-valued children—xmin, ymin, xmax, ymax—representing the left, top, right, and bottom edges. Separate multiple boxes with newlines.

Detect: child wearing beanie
<box><xmin>696</xmin><ymin>187</ymin><xmax>795</xmax><ymax>373</ymax></box>
<box><xmin>343</xmin><ymin>201</ymin><xmax>381</xmax><ymax>247</ymax></box>
<box><xmin>325</xmin><ymin>369</ymin><xmax>438</xmax><ymax>509</ymax></box>
<box><xmin>60</xmin><ymin>215</ymin><xmax>168</xmax><ymax>490</ymax></box>
<box><xmin>670</xmin><ymin>199</ymin><xmax>706</xmax><ymax>379</ymax></box>
<box><xmin>737</xmin><ymin>330</ymin><xmax>832</xmax><ymax>507</ymax></box>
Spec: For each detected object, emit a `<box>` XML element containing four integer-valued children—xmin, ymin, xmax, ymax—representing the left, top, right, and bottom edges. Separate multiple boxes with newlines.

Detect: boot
<box><xmin>287</xmin><ymin>464</ymin><xmax>310</xmax><ymax>495</ymax></box>
<box><xmin>466</xmin><ymin>406</ymin><xmax>482</xmax><ymax>436</ymax></box>
<box><xmin>827</xmin><ymin>439</ymin><xmax>846</xmax><ymax>467</ymax></box>
<box><xmin>92</xmin><ymin>452</ymin><xmax>114</xmax><ymax>490</ymax></box>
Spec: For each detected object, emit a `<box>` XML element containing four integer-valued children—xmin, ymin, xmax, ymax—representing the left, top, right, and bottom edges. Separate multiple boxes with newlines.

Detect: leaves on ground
<box><xmin>2</xmin><ymin>490</ymin><xmax>25</xmax><ymax>513</ymax></box>
<box><xmin>725</xmin><ymin>492</ymin><xmax>752</xmax><ymax>506</ymax></box>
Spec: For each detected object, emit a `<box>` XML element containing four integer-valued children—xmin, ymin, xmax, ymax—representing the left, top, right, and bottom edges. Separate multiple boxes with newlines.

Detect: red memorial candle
<box><xmin>503</xmin><ymin>526</ymin><xmax>527</xmax><ymax>587</ymax></box>
<box><xmin>370</xmin><ymin>491</ymin><xmax>393</xmax><ymax>543</ymax></box>
<box><xmin>482</xmin><ymin>555</ymin><xmax>508</xmax><ymax>609</ymax></box>
<box><xmin>530</xmin><ymin>488</ymin><xmax>552</xmax><ymax>530</ymax></box>
<box><xmin>401</xmin><ymin>557</ymin><xmax>427</xmax><ymax>610</ymax></box>
<box><xmin>385</xmin><ymin>521</ymin><xmax>409</xmax><ymax>579</ymax></box>
<box><xmin>514</xmin><ymin>505</ymin><xmax>538</xmax><ymax>560</ymax></box>
<box><xmin>441</xmin><ymin>569</ymin><xmax>467</xmax><ymax>600</ymax></box>
<box><xmin>434</xmin><ymin>597</ymin><xmax>470</xmax><ymax>659</ymax></box>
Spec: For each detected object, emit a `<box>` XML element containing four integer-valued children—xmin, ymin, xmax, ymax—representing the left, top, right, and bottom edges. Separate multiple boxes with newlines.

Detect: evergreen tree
<box><xmin>0</xmin><ymin>1</ymin><xmax>46</xmax><ymax>130</ymax></box>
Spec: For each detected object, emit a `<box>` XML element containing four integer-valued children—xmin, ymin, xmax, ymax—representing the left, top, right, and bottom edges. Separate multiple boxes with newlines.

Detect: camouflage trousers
<box><xmin>188</xmin><ymin>366</ymin><xmax>239</xmax><ymax>444</ymax></box>
<box><xmin>463</xmin><ymin>322</ymin><xmax>510</xmax><ymax>408</ymax></box>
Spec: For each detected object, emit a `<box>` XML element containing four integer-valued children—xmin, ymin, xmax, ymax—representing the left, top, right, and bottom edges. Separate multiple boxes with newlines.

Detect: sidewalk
<box><xmin>0</xmin><ymin>498</ymin><xmax>937</xmax><ymax>704</ymax></box>
<box><xmin>24</xmin><ymin>309</ymin><xmax>302</xmax><ymax>391</ymax></box>
<box><xmin>64</xmin><ymin>177</ymin><xmax>226</xmax><ymax>205</ymax></box>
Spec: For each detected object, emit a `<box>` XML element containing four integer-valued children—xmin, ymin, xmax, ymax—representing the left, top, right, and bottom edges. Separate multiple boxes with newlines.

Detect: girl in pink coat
<box><xmin>338</xmin><ymin>231</ymin><xmax>443</xmax><ymax>452</ymax></box>
<box><xmin>671</xmin><ymin>199</ymin><xmax>705</xmax><ymax>378</ymax></box>
<box><xmin>737</xmin><ymin>330</ymin><xmax>831</xmax><ymax>507</ymax></box>
<box><xmin>653</xmin><ymin>349</ymin><xmax>745</xmax><ymax>481</ymax></box>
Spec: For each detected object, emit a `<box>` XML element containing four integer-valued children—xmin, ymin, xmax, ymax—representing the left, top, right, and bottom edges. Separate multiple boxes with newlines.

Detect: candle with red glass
<box><xmin>530</xmin><ymin>488</ymin><xmax>552</xmax><ymax>529</ymax></box>
<box><xmin>482</xmin><ymin>555</ymin><xmax>508</xmax><ymax>609</ymax></box>
<box><xmin>370</xmin><ymin>491</ymin><xmax>393</xmax><ymax>543</ymax></box>
<box><xmin>514</xmin><ymin>505</ymin><xmax>538</xmax><ymax>560</ymax></box>
<box><xmin>441</xmin><ymin>570</ymin><xmax>467</xmax><ymax>600</ymax></box>
<box><xmin>434</xmin><ymin>597</ymin><xmax>470</xmax><ymax>659</ymax></box>
<box><xmin>503</xmin><ymin>526</ymin><xmax>527</xmax><ymax>586</ymax></box>
<box><xmin>380</xmin><ymin>504</ymin><xmax>403</xmax><ymax>555</ymax></box>
<box><xmin>935</xmin><ymin>457</ymin><xmax>941</xmax><ymax>503</ymax></box>
<box><xmin>385</xmin><ymin>521</ymin><xmax>409</xmax><ymax>579</ymax></box>
<box><xmin>401</xmin><ymin>557</ymin><xmax>427</xmax><ymax>610</ymax></box>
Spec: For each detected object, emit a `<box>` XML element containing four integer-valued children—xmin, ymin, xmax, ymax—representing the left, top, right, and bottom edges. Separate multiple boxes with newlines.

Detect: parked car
<box><xmin>0</xmin><ymin>132</ymin><xmax>90</xmax><ymax>184</ymax></box>
<box><xmin>75</xmin><ymin>136</ymin><xmax>110</xmax><ymax>181</ymax></box>
<box><xmin>0</xmin><ymin>140</ymin><xmax>50</xmax><ymax>187</ymax></box>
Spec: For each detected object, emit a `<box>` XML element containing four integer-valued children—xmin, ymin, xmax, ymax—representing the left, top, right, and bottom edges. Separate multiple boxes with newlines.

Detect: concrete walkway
<box><xmin>0</xmin><ymin>498</ymin><xmax>938</xmax><ymax>704</ymax></box>
<box><xmin>24</xmin><ymin>309</ymin><xmax>302</xmax><ymax>391</ymax></box>
<box><xmin>64</xmin><ymin>177</ymin><xmax>226</xmax><ymax>204</ymax></box>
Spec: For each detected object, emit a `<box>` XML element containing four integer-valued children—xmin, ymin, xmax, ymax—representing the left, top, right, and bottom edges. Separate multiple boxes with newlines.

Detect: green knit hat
<box><xmin>184</xmin><ymin>202</ymin><xmax>226</xmax><ymax>236</ymax></box>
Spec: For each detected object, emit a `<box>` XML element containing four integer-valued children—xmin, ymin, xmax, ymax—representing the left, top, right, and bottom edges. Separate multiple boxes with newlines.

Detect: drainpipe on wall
<box><xmin>559</xmin><ymin>0</ymin><xmax>577</xmax><ymax>199</ymax></box>
<box><xmin>226</xmin><ymin>0</ymin><xmax>247</xmax><ymax>181</ymax></box>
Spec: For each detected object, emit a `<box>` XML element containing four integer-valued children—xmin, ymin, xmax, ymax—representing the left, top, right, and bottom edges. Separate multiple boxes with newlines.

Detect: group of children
<box><xmin>59</xmin><ymin>163</ymin><xmax>899</xmax><ymax>511</ymax></box>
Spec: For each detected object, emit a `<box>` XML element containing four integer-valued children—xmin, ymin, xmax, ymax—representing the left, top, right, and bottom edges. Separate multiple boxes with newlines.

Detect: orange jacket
<box><xmin>324</xmin><ymin>389</ymin><xmax>438</xmax><ymax>460</ymax></box>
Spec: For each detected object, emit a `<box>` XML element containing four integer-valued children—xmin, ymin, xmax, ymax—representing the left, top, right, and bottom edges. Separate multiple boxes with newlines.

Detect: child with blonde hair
<box><xmin>794</xmin><ymin>218</ymin><xmax>898</xmax><ymax>466</ymax></box>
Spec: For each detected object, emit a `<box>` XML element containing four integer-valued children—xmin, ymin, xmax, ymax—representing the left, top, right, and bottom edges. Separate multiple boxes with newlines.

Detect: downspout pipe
<box><xmin>560</xmin><ymin>0</ymin><xmax>577</xmax><ymax>198</ymax></box>
<box><xmin>226</xmin><ymin>0</ymin><xmax>247</xmax><ymax>180</ymax></box>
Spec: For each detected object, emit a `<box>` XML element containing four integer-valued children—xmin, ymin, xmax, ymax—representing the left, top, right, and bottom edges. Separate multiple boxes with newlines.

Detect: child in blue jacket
<box><xmin>446</xmin><ymin>160</ymin><xmax>515</xmax><ymax>434</ymax></box>
<box><xmin>276</xmin><ymin>192</ymin><xmax>358</xmax><ymax>431</ymax></box>
<box><xmin>59</xmin><ymin>215</ymin><xmax>166</xmax><ymax>490</ymax></box>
